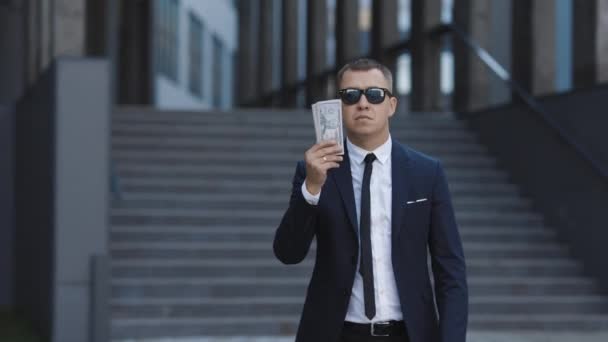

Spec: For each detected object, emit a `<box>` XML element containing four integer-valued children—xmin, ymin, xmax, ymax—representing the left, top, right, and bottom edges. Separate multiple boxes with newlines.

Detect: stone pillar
<box><xmin>237</xmin><ymin>0</ymin><xmax>260</xmax><ymax>105</ymax></box>
<box><xmin>512</xmin><ymin>0</ymin><xmax>556</xmax><ymax>96</ymax></box>
<box><xmin>336</xmin><ymin>0</ymin><xmax>359</xmax><ymax>69</ymax></box>
<box><xmin>281</xmin><ymin>0</ymin><xmax>299</xmax><ymax>106</ymax></box>
<box><xmin>306</xmin><ymin>0</ymin><xmax>328</xmax><ymax>105</ymax></box>
<box><xmin>23</xmin><ymin>0</ymin><xmax>41</xmax><ymax>85</ymax></box>
<box><xmin>0</xmin><ymin>0</ymin><xmax>26</xmax><ymax>103</ymax></box>
<box><xmin>573</xmin><ymin>0</ymin><xmax>608</xmax><ymax>88</ymax></box>
<box><xmin>259</xmin><ymin>0</ymin><xmax>275</xmax><ymax>101</ymax></box>
<box><xmin>117</xmin><ymin>0</ymin><xmax>152</xmax><ymax>105</ymax></box>
<box><xmin>85</xmin><ymin>0</ymin><xmax>107</xmax><ymax>57</ymax></box>
<box><xmin>371</xmin><ymin>0</ymin><xmax>399</xmax><ymax>74</ymax></box>
<box><xmin>53</xmin><ymin>0</ymin><xmax>86</xmax><ymax>57</ymax></box>
<box><xmin>22</xmin><ymin>0</ymin><xmax>87</xmax><ymax>85</ymax></box>
<box><xmin>411</xmin><ymin>0</ymin><xmax>442</xmax><ymax>111</ymax></box>
<box><xmin>453</xmin><ymin>0</ymin><xmax>492</xmax><ymax>112</ymax></box>
<box><xmin>598</xmin><ymin>0</ymin><xmax>608</xmax><ymax>83</ymax></box>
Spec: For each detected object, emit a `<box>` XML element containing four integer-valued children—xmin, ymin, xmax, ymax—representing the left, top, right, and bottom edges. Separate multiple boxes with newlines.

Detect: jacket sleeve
<box><xmin>428</xmin><ymin>160</ymin><xmax>469</xmax><ymax>342</ymax></box>
<box><xmin>273</xmin><ymin>161</ymin><xmax>319</xmax><ymax>264</ymax></box>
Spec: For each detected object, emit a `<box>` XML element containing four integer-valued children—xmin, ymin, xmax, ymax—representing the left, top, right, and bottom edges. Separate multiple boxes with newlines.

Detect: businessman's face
<box><xmin>339</xmin><ymin>68</ymin><xmax>397</xmax><ymax>146</ymax></box>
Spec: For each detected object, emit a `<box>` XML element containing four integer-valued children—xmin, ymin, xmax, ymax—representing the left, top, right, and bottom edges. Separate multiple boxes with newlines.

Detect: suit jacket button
<box><xmin>351</xmin><ymin>256</ymin><xmax>357</xmax><ymax>265</ymax></box>
<box><xmin>344</xmin><ymin>289</ymin><xmax>351</xmax><ymax>297</ymax></box>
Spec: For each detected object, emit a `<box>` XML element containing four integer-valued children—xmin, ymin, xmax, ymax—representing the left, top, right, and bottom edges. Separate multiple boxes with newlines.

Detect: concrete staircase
<box><xmin>109</xmin><ymin>108</ymin><xmax>608</xmax><ymax>340</ymax></box>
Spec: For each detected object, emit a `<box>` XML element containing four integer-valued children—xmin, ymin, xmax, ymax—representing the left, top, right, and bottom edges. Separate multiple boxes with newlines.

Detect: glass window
<box><xmin>359</xmin><ymin>0</ymin><xmax>372</xmax><ymax>55</ymax></box>
<box><xmin>398</xmin><ymin>0</ymin><xmax>411</xmax><ymax>38</ymax></box>
<box><xmin>212</xmin><ymin>35</ymin><xmax>223</xmax><ymax>108</ymax></box>
<box><xmin>188</xmin><ymin>13</ymin><xmax>204</xmax><ymax>97</ymax></box>
<box><xmin>156</xmin><ymin>0</ymin><xmax>179</xmax><ymax>81</ymax></box>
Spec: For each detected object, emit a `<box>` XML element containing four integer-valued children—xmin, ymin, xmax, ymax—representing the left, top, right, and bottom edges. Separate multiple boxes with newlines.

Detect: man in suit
<box><xmin>274</xmin><ymin>59</ymin><xmax>468</xmax><ymax>342</ymax></box>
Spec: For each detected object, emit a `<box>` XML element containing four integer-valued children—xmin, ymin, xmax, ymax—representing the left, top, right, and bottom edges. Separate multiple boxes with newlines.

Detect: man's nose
<box><xmin>357</xmin><ymin>94</ymin><xmax>370</xmax><ymax>110</ymax></box>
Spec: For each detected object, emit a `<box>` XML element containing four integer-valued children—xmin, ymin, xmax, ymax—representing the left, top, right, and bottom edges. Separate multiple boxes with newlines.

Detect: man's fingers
<box><xmin>322</xmin><ymin>162</ymin><xmax>340</xmax><ymax>170</ymax></box>
<box><xmin>310</xmin><ymin>140</ymin><xmax>337</xmax><ymax>153</ymax></box>
<box><xmin>310</xmin><ymin>144</ymin><xmax>343</xmax><ymax>159</ymax></box>
<box><xmin>320</xmin><ymin>155</ymin><xmax>343</xmax><ymax>163</ymax></box>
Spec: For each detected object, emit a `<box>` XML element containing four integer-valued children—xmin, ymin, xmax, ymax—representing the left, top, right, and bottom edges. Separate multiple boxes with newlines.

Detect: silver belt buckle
<box><xmin>371</xmin><ymin>321</ymin><xmax>391</xmax><ymax>337</ymax></box>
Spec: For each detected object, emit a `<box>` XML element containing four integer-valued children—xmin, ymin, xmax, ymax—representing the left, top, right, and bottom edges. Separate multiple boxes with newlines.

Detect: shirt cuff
<box><xmin>301</xmin><ymin>181</ymin><xmax>320</xmax><ymax>205</ymax></box>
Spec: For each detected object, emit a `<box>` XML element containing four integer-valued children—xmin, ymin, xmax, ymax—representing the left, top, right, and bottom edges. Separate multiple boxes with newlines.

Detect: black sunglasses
<box><xmin>338</xmin><ymin>87</ymin><xmax>393</xmax><ymax>105</ymax></box>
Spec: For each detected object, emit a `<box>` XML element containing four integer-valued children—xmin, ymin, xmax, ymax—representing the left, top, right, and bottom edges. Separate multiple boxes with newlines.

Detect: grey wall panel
<box><xmin>52</xmin><ymin>58</ymin><xmax>110</xmax><ymax>342</ymax></box>
<box><xmin>538</xmin><ymin>85</ymin><xmax>608</xmax><ymax>171</ymax></box>
<box><xmin>0</xmin><ymin>3</ymin><xmax>26</xmax><ymax>104</ymax></box>
<box><xmin>464</xmin><ymin>87</ymin><xmax>608</xmax><ymax>293</ymax></box>
<box><xmin>0</xmin><ymin>105</ymin><xmax>15</xmax><ymax>308</ymax></box>
<box><xmin>15</xmin><ymin>64</ymin><xmax>56</xmax><ymax>339</ymax></box>
<box><xmin>15</xmin><ymin>58</ymin><xmax>110</xmax><ymax>342</ymax></box>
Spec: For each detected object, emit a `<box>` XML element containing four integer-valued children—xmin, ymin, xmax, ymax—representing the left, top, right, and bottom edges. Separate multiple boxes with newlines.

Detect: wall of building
<box><xmin>464</xmin><ymin>87</ymin><xmax>608</xmax><ymax>293</ymax></box>
<box><xmin>0</xmin><ymin>2</ymin><xmax>26</xmax><ymax>105</ymax></box>
<box><xmin>154</xmin><ymin>0</ymin><xmax>237</xmax><ymax>110</ymax></box>
<box><xmin>0</xmin><ymin>105</ymin><xmax>15</xmax><ymax>308</ymax></box>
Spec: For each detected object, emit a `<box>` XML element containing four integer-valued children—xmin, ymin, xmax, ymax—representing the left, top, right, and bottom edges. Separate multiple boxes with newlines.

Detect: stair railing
<box><xmin>447</xmin><ymin>23</ymin><xmax>608</xmax><ymax>181</ymax></box>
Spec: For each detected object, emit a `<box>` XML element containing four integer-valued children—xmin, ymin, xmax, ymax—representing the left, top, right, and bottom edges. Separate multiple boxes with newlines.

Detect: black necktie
<box><xmin>360</xmin><ymin>153</ymin><xmax>376</xmax><ymax>320</ymax></box>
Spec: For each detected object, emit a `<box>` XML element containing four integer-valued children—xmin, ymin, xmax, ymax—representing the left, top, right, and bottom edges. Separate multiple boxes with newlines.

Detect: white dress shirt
<box><xmin>301</xmin><ymin>136</ymin><xmax>403</xmax><ymax>323</ymax></box>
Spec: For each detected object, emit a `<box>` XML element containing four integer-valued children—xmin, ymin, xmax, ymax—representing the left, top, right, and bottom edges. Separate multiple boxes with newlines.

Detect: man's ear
<box><xmin>388</xmin><ymin>96</ymin><xmax>398</xmax><ymax>118</ymax></box>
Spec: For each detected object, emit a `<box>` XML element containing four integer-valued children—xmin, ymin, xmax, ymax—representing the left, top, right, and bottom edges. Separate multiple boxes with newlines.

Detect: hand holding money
<box><xmin>303</xmin><ymin>141</ymin><xmax>343</xmax><ymax>195</ymax></box>
<box><xmin>312</xmin><ymin>99</ymin><xmax>344</xmax><ymax>155</ymax></box>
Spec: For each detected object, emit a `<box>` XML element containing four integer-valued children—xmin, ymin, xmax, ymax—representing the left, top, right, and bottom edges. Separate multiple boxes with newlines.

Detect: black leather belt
<box><xmin>343</xmin><ymin>320</ymin><xmax>407</xmax><ymax>337</ymax></box>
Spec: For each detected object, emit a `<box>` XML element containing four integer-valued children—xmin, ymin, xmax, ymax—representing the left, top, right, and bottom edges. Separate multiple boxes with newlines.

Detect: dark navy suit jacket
<box><xmin>274</xmin><ymin>139</ymin><xmax>468</xmax><ymax>342</ymax></box>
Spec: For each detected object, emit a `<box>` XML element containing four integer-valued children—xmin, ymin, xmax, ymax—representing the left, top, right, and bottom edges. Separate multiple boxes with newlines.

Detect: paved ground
<box><xmin>115</xmin><ymin>332</ymin><xmax>608</xmax><ymax>342</ymax></box>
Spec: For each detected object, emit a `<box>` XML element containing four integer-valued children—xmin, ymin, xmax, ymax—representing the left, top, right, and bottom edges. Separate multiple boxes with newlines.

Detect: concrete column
<box><xmin>85</xmin><ymin>0</ymin><xmax>107</xmax><ymax>56</ymax></box>
<box><xmin>306</xmin><ymin>0</ymin><xmax>328</xmax><ymax>105</ymax></box>
<box><xmin>16</xmin><ymin>58</ymin><xmax>110</xmax><ymax>342</ymax></box>
<box><xmin>23</xmin><ymin>0</ymin><xmax>41</xmax><ymax>85</ymax></box>
<box><xmin>371</xmin><ymin>0</ymin><xmax>399</xmax><ymax>73</ymax></box>
<box><xmin>512</xmin><ymin>0</ymin><xmax>556</xmax><ymax>96</ymax></box>
<box><xmin>574</xmin><ymin>0</ymin><xmax>608</xmax><ymax>87</ymax></box>
<box><xmin>117</xmin><ymin>0</ymin><xmax>152</xmax><ymax>105</ymax></box>
<box><xmin>237</xmin><ymin>0</ymin><xmax>260</xmax><ymax>105</ymax></box>
<box><xmin>598</xmin><ymin>0</ymin><xmax>608</xmax><ymax>82</ymax></box>
<box><xmin>0</xmin><ymin>1</ymin><xmax>26</xmax><ymax>103</ymax></box>
<box><xmin>281</xmin><ymin>0</ymin><xmax>299</xmax><ymax>106</ymax></box>
<box><xmin>53</xmin><ymin>0</ymin><xmax>86</xmax><ymax>57</ymax></box>
<box><xmin>336</xmin><ymin>0</ymin><xmax>359</xmax><ymax>68</ymax></box>
<box><xmin>0</xmin><ymin>105</ymin><xmax>15</xmax><ymax>308</ymax></box>
<box><xmin>411</xmin><ymin>0</ymin><xmax>442</xmax><ymax>111</ymax></box>
<box><xmin>453</xmin><ymin>0</ymin><xmax>492</xmax><ymax>112</ymax></box>
<box><xmin>259</xmin><ymin>0</ymin><xmax>275</xmax><ymax>99</ymax></box>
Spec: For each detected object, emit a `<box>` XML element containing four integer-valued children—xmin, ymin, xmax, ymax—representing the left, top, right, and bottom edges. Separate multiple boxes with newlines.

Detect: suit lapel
<box><xmin>330</xmin><ymin>143</ymin><xmax>359</xmax><ymax>238</ymax></box>
<box><xmin>391</xmin><ymin>140</ymin><xmax>411</xmax><ymax>241</ymax></box>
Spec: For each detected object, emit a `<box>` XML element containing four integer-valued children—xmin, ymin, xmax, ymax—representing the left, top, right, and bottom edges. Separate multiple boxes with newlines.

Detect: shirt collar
<box><xmin>346</xmin><ymin>135</ymin><xmax>392</xmax><ymax>166</ymax></box>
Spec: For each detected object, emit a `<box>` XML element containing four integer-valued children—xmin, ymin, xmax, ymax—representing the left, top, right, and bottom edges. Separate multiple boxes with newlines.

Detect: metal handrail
<box><xmin>447</xmin><ymin>23</ymin><xmax>608</xmax><ymax>181</ymax></box>
<box><xmin>110</xmin><ymin>161</ymin><xmax>123</xmax><ymax>201</ymax></box>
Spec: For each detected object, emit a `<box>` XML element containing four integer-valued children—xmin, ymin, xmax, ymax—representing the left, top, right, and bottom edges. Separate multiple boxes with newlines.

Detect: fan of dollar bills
<box><xmin>311</xmin><ymin>99</ymin><xmax>345</xmax><ymax>155</ymax></box>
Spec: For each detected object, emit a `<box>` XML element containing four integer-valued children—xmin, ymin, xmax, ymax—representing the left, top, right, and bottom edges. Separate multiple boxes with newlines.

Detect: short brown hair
<box><xmin>336</xmin><ymin>58</ymin><xmax>394</xmax><ymax>92</ymax></box>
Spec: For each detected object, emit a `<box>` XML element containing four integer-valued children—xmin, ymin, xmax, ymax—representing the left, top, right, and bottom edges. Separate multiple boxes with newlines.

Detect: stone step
<box><xmin>468</xmin><ymin>314</ymin><xmax>608</xmax><ymax>331</ymax></box>
<box><xmin>111</xmin><ymin>124</ymin><xmax>477</xmax><ymax>141</ymax></box>
<box><xmin>112</xmin><ymin>150</ymin><xmax>497</xmax><ymax>168</ymax></box>
<box><xmin>109</xmin><ymin>225</ymin><xmax>556</xmax><ymax>244</ymax></box>
<box><xmin>110</xmin><ymin>313</ymin><xmax>608</xmax><ymax>339</ymax></box>
<box><xmin>110</xmin><ymin>207</ymin><xmax>544</xmax><ymax>226</ymax></box>
<box><xmin>109</xmin><ymin>240</ymin><xmax>568</xmax><ymax>260</ymax></box>
<box><xmin>111</xmin><ymin>276</ymin><xmax>599</xmax><ymax>298</ymax></box>
<box><xmin>115</xmin><ymin>178</ymin><xmax>520</xmax><ymax>197</ymax></box>
<box><xmin>115</xmin><ymin>164</ymin><xmax>509</xmax><ymax>181</ymax></box>
<box><xmin>113</xmin><ymin>108</ymin><xmax>464</xmax><ymax>127</ymax></box>
<box><xmin>112</xmin><ymin>136</ymin><xmax>487</xmax><ymax>155</ymax></box>
<box><xmin>111</xmin><ymin>193</ymin><xmax>531</xmax><ymax>212</ymax></box>
<box><xmin>110</xmin><ymin>296</ymin><xmax>608</xmax><ymax>319</ymax></box>
<box><xmin>110</xmin><ymin>315</ymin><xmax>300</xmax><ymax>339</ymax></box>
<box><xmin>110</xmin><ymin>258</ymin><xmax>581</xmax><ymax>278</ymax></box>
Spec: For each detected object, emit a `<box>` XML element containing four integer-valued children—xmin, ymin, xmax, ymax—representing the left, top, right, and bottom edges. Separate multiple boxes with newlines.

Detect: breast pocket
<box><xmin>402</xmin><ymin>200</ymin><xmax>432</xmax><ymax>239</ymax></box>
